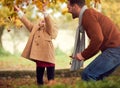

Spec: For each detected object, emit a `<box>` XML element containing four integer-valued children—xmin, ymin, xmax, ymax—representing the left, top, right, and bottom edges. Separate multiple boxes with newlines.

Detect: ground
<box><xmin>0</xmin><ymin>67</ymin><xmax>120</xmax><ymax>88</ymax></box>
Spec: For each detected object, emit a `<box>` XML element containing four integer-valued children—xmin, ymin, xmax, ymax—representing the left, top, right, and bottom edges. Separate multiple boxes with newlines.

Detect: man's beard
<box><xmin>72</xmin><ymin>13</ymin><xmax>77</xmax><ymax>19</ymax></box>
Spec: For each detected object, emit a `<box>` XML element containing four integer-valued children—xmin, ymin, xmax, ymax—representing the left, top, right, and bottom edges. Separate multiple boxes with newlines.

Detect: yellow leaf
<box><xmin>61</xmin><ymin>7</ymin><xmax>68</xmax><ymax>15</ymax></box>
<box><xmin>85</xmin><ymin>0</ymin><xmax>92</xmax><ymax>7</ymax></box>
<box><xmin>15</xmin><ymin>0</ymin><xmax>23</xmax><ymax>5</ymax></box>
<box><xmin>33</xmin><ymin>0</ymin><xmax>43</xmax><ymax>10</ymax></box>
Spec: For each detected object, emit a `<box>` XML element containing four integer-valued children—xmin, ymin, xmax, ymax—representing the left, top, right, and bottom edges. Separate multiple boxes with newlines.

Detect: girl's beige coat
<box><xmin>20</xmin><ymin>15</ymin><xmax>58</xmax><ymax>64</ymax></box>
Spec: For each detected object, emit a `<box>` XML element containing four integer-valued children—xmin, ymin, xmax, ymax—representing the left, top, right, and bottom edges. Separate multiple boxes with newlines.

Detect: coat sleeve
<box><xmin>81</xmin><ymin>11</ymin><xmax>104</xmax><ymax>60</ymax></box>
<box><xmin>20</xmin><ymin>15</ymin><xmax>34</xmax><ymax>32</ymax></box>
<box><xmin>44</xmin><ymin>15</ymin><xmax>58</xmax><ymax>39</ymax></box>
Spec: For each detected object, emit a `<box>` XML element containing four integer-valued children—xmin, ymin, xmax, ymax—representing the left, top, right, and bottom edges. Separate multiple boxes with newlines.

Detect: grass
<box><xmin>0</xmin><ymin>47</ymin><xmax>71</xmax><ymax>70</ymax></box>
<box><xmin>0</xmin><ymin>47</ymin><xmax>100</xmax><ymax>70</ymax></box>
<box><xmin>0</xmin><ymin>55</ymin><xmax>70</xmax><ymax>70</ymax></box>
<box><xmin>0</xmin><ymin>54</ymin><xmax>120</xmax><ymax>88</ymax></box>
<box><xmin>0</xmin><ymin>76</ymin><xmax>120</xmax><ymax>88</ymax></box>
<box><xmin>0</xmin><ymin>51</ymin><xmax>95</xmax><ymax>71</ymax></box>
<box><xmin>1</xmin><ymin>48</ymin><xmax>120</xmax><ymax>88</ymax></box>
<box><xmin>0</xmin><ymin>55</ymin><xmax>36</xmax><ymax>70</ymax></box>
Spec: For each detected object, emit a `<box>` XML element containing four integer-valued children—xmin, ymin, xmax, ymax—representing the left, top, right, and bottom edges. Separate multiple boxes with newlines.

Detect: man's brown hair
<box><xmin>68</xmin><ymin>0</ymin><xmax>85</xmax><ymax>7</ymax></box>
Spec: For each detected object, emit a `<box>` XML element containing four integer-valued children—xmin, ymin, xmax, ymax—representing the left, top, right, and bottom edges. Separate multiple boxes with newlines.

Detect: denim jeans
<box><xmin>81</xmin><ymin>47</ymin><xmax>120</xmax><ymax>81</ymax></box>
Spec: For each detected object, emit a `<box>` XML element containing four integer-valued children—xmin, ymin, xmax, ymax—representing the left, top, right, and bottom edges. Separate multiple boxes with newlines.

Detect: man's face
<box><xmin>67</xmin><ymin>1</ymin><xmax>78</xmax><ymax>19</ymax></box>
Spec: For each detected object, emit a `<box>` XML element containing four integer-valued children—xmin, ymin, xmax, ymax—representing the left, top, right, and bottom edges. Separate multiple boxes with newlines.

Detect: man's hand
<box><xmin>76</xmin><ymin>53</ymin><xmax>85</xmax><ymax>61</ymax></box>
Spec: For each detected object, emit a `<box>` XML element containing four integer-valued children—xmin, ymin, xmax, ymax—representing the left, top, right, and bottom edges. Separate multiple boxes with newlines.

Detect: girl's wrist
<box><xmin>17</xmin><ymin>10</ymin><xmax>24</xmax><ymax>18</ymax></box>
<box><xmin>43</xmin><ymin>11</ymin><xmax>48</xmax><ymax>17</ymax></box>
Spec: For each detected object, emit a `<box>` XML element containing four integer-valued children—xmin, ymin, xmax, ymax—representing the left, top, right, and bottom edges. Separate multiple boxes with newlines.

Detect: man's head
<box><xmin>67</xmin><ymin>0</ymin><xmax>85</xmax><ymax>19</ymax></box>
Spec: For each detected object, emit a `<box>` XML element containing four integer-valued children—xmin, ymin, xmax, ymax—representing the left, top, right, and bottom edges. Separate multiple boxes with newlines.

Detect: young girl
<box><xmin>14</xmin><ymin>5</ymin><xmax>58</xmax><ymax>85</ymax></box>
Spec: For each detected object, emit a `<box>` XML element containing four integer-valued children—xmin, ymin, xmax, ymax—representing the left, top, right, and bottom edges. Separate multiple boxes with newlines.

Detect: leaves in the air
<box><xmin>0</xmin><ymin>0</ymin><xmax>101</xmax><ymax>30</ymax></box>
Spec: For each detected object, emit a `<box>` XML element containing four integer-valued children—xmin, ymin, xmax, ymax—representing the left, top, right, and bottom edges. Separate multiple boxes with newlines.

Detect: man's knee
<box><xmin>81</xmin><ymin>70</ymin><xmax>98</xmax><ymax>81</ymax></box>
<box><xmin>81</xmin><ymin>70</ymin><xmax>90</xmax><ymax>81</ymax></box>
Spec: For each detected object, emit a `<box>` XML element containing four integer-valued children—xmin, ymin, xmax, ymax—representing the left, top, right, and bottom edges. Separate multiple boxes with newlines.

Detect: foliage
<box><xmin>0</xmin><ymin>76</ymin><xmax>120</xmax><ymax>88</ymax></box>
<box><xmin>0</xmin><ymin>0</ymin><xmax>101</xmax><ymax>30</ymax></box>
<box><xmin>0</xmin><ymin>48</ymin><xmax>11</xmax><ymax>56</ymax></box>
<box><xmin>0</xmin><ymin>48</ymin><xmax>70</xmax><ymax>70</ymax></box>
<box><xmin>102</xmin><ymin>0</ymin><xmax>120</xmax><ymax>29</ymax></box>
<box><xmin>85</xmin><ymin>0</ymin><xmax>101</xmax><ymax>8</ymax></box>
<box><xmin>0</xmin><ymin>0</ymin><xmax>66</xmax><ymax>32</ymax></box>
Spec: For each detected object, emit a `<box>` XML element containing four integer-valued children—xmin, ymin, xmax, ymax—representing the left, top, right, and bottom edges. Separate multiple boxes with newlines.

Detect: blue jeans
<box><xmin>81</xmin><ymin>47</ymin><xmax>120</xmax><ymax>81</ymax></box>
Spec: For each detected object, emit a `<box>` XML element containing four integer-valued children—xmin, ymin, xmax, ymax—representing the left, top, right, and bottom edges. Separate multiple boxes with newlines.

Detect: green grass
<box><xmin>0</xmin><ymin>47</ymin><xmax>98</xmax><ymax>70</ymax></box>
<box><xmin>0</xmin><ymin>55</ymin><xmax>71</xmax><ymax>70</ymax></box>
<box><xmin>0</xmin><ymin>48</ymin><xmax>71</xmax><ymax>70</ymax></box>
<box><xmin>0</xmin><ymin>48</ymin><xmax>120</xmax><ymax>88</ymax></box>
<box><xmin>0</xmin><ymin>55</ymin><xmax>35</xmax><ymax>70</ymax></box>
<box><xmin>1</xmin><ymin>76</ymin><xmax>119</xmax><ymax>88</ymax></box>
<box><xmin>0</xmin><ymin>48</ymin><xmax>11</xmax><ymax>56</ymax></box>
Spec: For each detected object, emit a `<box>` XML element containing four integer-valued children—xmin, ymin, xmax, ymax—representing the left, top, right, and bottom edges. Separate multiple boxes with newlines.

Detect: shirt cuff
<box><xmin>43</xmin><ymin>11</ymin><xmax>49</xmax><ymax>17</ymax></box>
<box><xmin>17</xmin><ymin>10</ymin><xmax>24</xmax><ymax>19</ymax></box>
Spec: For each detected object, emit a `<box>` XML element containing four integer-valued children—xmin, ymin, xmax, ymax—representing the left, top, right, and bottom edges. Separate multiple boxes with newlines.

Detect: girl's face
<box><xmin>38</xmin><ymin>20</ymin><xmax>45</xmax><ymax>28</ymax></box>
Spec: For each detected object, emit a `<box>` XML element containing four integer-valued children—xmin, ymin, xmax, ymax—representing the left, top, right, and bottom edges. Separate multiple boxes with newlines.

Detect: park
<box><xmin>0</xmin><ymin>0</ymin><xmax>120</xmax><ymax>88</ymax></box>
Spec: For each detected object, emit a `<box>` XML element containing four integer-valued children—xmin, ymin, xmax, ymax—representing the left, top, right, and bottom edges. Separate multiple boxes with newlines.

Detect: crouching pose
<box><xmin>67</xmin><ymin>0</ymin><xmax>120</xmax><ymax>81</ymax></box>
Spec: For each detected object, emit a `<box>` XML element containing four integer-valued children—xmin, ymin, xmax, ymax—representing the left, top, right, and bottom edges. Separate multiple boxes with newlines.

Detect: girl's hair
<box><xmin>68</xmin><ymin>0</ymin><xmax>85</xmax><ymax>7</ymax></box>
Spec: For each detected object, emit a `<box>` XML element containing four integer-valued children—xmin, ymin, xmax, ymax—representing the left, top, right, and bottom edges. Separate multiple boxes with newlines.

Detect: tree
<box><xmin>0</xmin><ymin>0</ymin><xmax>101</xmax><ymax>52</ymax></box>
<box><xmin>0</xmin><ymin>6</ymin><xmax>11</xmax><ymax>49</ymax></box>
<box><xmin>102</xmin><ymin>0</ymin><xmax>120</xmax><ymax>29</ymax></box>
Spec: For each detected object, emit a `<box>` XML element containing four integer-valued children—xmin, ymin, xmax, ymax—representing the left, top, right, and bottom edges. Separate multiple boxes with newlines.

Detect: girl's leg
<box><xmin>36</xmin><ymin>66</ymin><xmax>45</xmax><ymax>85</ymax></box>
<box><xmin>46</xmin><ymin>66</ymin><xmax>55</xmax><ymax>81</ymax></box>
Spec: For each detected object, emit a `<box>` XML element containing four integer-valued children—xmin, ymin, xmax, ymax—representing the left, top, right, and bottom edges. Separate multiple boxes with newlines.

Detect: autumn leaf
<box><xmin>62</xmin><ymin>7</ymin><xmax>68</xmax><ymax>15</ymax></box>
<box><xmin>1</xmin><ymin>0</ymin><xmax>101</xmax><ymax>31</ymax></box>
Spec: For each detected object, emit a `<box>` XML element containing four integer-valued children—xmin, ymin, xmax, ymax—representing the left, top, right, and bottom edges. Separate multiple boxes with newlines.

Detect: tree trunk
<box><xmin>0</xmin><ymin>25</ymin><xmax>4</xmax><ymax>49</ymax></box>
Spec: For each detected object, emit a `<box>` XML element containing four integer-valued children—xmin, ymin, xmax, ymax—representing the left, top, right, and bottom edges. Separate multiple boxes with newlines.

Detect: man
<box><xmin>67</xmin><ymin>0</ymin><xmax>120</xmax><ymax>81</ymax></box>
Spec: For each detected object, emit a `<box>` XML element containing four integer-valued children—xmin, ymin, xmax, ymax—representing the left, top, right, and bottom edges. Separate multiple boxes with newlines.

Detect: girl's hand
<box><xmin>14</xmin><ymin>5</ymin><xmax>21</xmax><ymax>12</ymax></box>
<box><xmin>42</xmin><ymin>1</ymin><xmax>49</xmax><ymax>17</ymax></box>
<box><xmin>42</xmin><ymin>1</ymin><xmax>48</xmax><ymax>12</ymax></box>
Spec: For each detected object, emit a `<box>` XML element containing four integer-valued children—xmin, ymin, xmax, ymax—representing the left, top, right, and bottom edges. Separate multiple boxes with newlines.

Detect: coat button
<box><xmin>36</xmin><ymin>43</ymin><xmax>39</xmax><ymax>46</ymax></box>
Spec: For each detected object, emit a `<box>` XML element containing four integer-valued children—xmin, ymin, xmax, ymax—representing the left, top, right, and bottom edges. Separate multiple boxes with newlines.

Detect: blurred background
<box><xmin>0</xmin><ymin>0</ymin><xmax>120</xmax><ymax>88</ymax></box>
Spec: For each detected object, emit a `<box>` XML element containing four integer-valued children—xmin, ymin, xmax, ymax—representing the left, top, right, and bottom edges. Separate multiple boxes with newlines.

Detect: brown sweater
<box><xmin>81</xmin><ymin>9</ymin><xmax>120</xmax><ymax>60</ymax></box>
